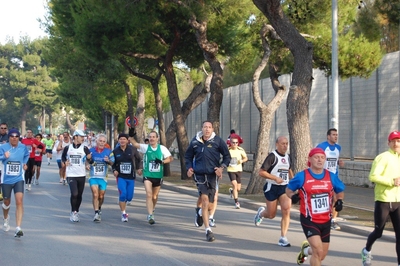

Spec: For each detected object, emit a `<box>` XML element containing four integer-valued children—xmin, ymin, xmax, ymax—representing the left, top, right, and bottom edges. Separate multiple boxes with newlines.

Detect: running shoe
<box><xmin>278</xmin><ymin>236</ymin><xmax>291</xmax><ymax>247</ymax></box>
<box><xmin>254</xmin><ymin>206</ymin><xmax>265</xmax><ymax>226</ymax></box>
<box><xmin>59</xmin><ymin>177</ymin><xmax>63</xmax><ymax>183</ymax></box>
<box><xmin>121</xmin><ymin>213</ymin><xmax>128</xmax><ymax>222</ymax></box>
<box><xmin>93</xmin><ymin>213</ymin><xmax>101</xmax><ymax>222</ymax></box>
<box><xmin>14</xmin><ymin>227</ymin><xmax>23</xmax><ymax>238</ymax></box>
<box><xmin>297</xmin><ymin>240</ymin><xmax>309</xmax><ymax>265</ymax></box>
<box><xmin>127</xmin><ymin>201</ymin><xmax>132</xmax><ymax>205</ymax></box>
<box><xmin>48</xmin><ymin>162</ymin><xmax>50</xmax><ymax>165</ymax></box>
<box><xmin>361</xmin><ymin>248</ymin><xmax>372</xmax><ymax>266</ymax></box>
<box><xmin>63</xmin><ymin>179</ymin><xmax>68</xmax><ymax>186</ymax></box>
<box><xmin>235</xmin><ymin>202</ymin><xmax>241</xmax><ymax>209</ymax></box>
<box><xmin>148</xmin><ymin>214</ymin><xmax>155</xmax><ymax>225</ymax></box>
<box><xmin>3</xmin><ymin>215</ymin><xmax>10</xmax><ymax>232</ymax></box>
<box><xmin>70</xmin><ymin>211</ymin><xmax>79</xmax><ymax>222</ymax></box>
<box><xmin>206</xmin><ymin>230</ymin><xmax>215</xmax><ymax>242</ymax></box>
<box><xmin>229</xmin><ymin>188</ymin><xmax>233</xmax><ymax>198</ymax></box>
<box><xmin>209</xmin><ymin>218</ymin><xmax>216</xmax><ymax>227</ymax></box>
<box><xmin>26</xmin><ymin>184</ymin><xmax>31</xmax><ymax>191</ymax></box>
<box><xmin>194</xmin><ymin>207</ymin><xmax>203</xmax><ymax>227</ymax></box>
<box><xmin>35</xmin><ymin>179</ymin><xmax>39</xmax><ymax>185</ymax></box>
<box><xmin>331</xmin><ymin>221</ymin><xmax>341</xmax><ymax>230</ymax></box>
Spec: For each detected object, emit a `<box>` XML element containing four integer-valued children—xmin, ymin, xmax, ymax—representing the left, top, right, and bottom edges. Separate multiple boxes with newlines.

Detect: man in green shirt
<box><xmin>42</xmin><ymin>134</ymin><xmax>55</xmax><ymax>165</ymax></box>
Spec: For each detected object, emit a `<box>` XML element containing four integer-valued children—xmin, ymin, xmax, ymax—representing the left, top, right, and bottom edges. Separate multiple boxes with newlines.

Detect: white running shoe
<box><xmin>93</xmin><ymin>213</ymin><xmax>101</xmax><ymax>222</ymax></box>
<box><xmin>235</xmin><ymin>202</ymin><xmax>241</xmax><ymax>209</ymax></box>
<box><xmin>14</xmin><ymin>227</ymin><xmax>23</xmax><ymax>238</ymax></box>
<box><xmin>254</xmin><ymin>206</ymin><xmax>265</xmax><ymax>226</ymax></box>
<box><xmin>361</xmin><ymin>248</ymin><xmax>372</xmax><ymax>266</ymax></box>
<box><xmin>209</xmin><ymin>218</ymin><xmax>216</xmax><ymax>227</ymax></box>
<box><xmin>60</xmin><ymin>177</ymin><xmax>63</xmax><ymax>183</ymax></box>
<box><xmin>26</xmin><ymin>184</ymin><xmax>31</xmax><ymax>191</ymax></box>
<box><xmin>127</xmin><ymin>201</ymin><xmax>132</xmax><ymax>205</ymax></box>
<box><xmin>70</xmin><ymin>211</ymin><xmax>79</xmax><ymax>222</ymax></box>
<box><xmin>121</xmin><ymin>213</ymin><xmax>128</xmax><ymax>222</ymax></box>
<box><xmin>3</xmin><ymin>216</ymin><xmax>10</xmax><ymax>231</ymax></box>
<box><xmin>35</xmin><ymin>179</ymin><xmax>39</xmax><ymax>185</ymax></box>
<box><xmin>278</xmin><ymin>236</ymin><xmax>291</xmax><ymax>247</ymax></box>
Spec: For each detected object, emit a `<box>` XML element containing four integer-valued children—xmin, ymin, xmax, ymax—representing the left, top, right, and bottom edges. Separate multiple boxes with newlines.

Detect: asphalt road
<box><xmin>0</xmin><ymin>162</ymin><xmax>397</xmax><ymax>266</ymax></box>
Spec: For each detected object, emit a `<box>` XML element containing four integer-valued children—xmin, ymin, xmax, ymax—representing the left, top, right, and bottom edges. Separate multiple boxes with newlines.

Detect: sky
<box><xmin>0</xmin><ymin>0</ymin><xmax>48</xmax><ymax>44</ymax></box>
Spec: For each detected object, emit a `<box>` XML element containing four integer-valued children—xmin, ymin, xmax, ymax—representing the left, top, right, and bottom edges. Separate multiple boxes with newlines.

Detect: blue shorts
<box><xmin>263</xmin><ymin>183</ymin><xmax>287</xmax><ymax>201</ymax></box>
<box><xmin>89</xmin><ymin>178</ymin><xmax>107</xmax><ymax>191</ymax></box>
<box><xmin>57</xmin><ymin>159</ymin><xmax>62</xmax><ymax>169</ymax></box>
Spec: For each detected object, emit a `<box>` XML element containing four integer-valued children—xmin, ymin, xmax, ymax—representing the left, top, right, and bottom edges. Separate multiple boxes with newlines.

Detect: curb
<box><xmin>160</xmin><ymin>179</ymin><xmax>396</xmax><ymax>242</ymax></box>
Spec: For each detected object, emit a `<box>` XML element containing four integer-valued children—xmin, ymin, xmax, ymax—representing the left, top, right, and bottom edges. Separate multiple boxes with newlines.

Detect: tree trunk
<box><xmin>21</xmin><ymin>103</ymin><xmax>30</xmax><ymax>135</ymax></box>
<box><xmin>41</xmin><ymin>106</ymin><xmax>46</xmax><ymax>134</ymax></box>
<box><xmin>165</xmin><ymin>77</ymin><xmax>211</xmax><ymax>148</ymax></box>
<box><xmin>252</xmin><ymin>0</ymin><xmax>314</xmax><ymax>173</ymax></box>
<box><xmin>123</xmin><ymin>80</ymin><xmax>135</xmax><ymax>135</ymax></box>
<box><xmin>164</xmin><ymin>28</ymin><xmax>190</xmax><ymax>180</ymax></box>
<box><xmin>245</xmin><ymin>24</ymin><xmax>287</xmax><ymax>194</ymax></box>
<box><xmin>190</xmin><ymin>18</ymin><xmax>223</xmax><ymax>135</ymax></box>
<box><xmin>48</xmin><ymin>111</ymin><xmax>53</xmax><ymax>135</ymax></box>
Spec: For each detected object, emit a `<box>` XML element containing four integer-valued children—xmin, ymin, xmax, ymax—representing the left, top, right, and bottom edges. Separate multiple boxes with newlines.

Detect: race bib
<box><xmin>120</xmin><ymin>162</ymin><xmax>132</xmax><ymax>174</ymax></box>
<box><xmin>70</xmin><ymin>155</ymin><xmax>82</xmax><ymax>166</ymax></box>
<box><xmin>278</xmin><ymin>169</ymin><xmax>289</xmax><ymax>181</ymax></box>
<box><xmin>311</xmin><ymin>193</ymin><xmax>330</xmax><ymax>214</ymax></box>
<box><xmin>149</xmin><ymin>161</ymin><xmax>161</xmax><ymax>173</ymax></box>
<box><xmin>35</xmin><ymin>149</ymin><xmax>41</xmax><ymax>156</ymax></box>
<box><xmin>326</xmin><ymin>158</ymin><xmax>337</xmax><ymax>173</ymax></box>
<box><xmin>229</xmin><ymin>157</ymin><xmax>238</xmax><ymax>166</ymax></box>
<box><xmin>26</xmin><ymin>145</ymin><xmax>32</xmax><ymax>153</ymax></box>
<box><xmin>6</xmin><ymin>161</ymin><xmax>21</xmax><ymax>176</ymax></box>
<box><xmin>94</xmin><ymin>162</ymin><xmax>106</xmax><ymax>176</ymax></box>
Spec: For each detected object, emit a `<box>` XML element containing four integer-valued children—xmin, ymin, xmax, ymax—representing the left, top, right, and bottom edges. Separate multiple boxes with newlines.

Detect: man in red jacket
<box><xmin>21</xmin><ymin>129</ymin><xmax>44</xmax><ymax>191</ymax></box>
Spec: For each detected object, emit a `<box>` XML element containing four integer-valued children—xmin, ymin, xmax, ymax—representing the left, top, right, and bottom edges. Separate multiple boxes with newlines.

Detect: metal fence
<box><xmin>164</xmin><ymin>52</ymin><xmax>400</xmax><ymax>160</ymax></box>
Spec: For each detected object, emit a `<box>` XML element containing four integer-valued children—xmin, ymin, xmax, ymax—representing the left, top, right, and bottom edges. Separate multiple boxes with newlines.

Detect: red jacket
<box><xmin>21</xmin><ymin>138</ymin><xmax>45</xmax><ymax>159</ymax></box>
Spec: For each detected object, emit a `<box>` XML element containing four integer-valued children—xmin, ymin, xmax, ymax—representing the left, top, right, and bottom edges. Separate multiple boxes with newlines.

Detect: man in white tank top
<box><xmin>254</xmin><ymin>136</ymin><xmax>294</xmax><ymax>247</ymax></box>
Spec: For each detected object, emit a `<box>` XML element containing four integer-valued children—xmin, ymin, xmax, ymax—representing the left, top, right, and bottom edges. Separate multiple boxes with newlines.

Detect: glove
<box><xmin>291</xmin><ymin>193</ymin><xmax>300</xmax><ymax>204</ymax></box>
<box><xmin>129</xmin><ymin>126</ymin><xmax>137</xmax><ymax>137</ymax></box>
<box><xmin>154</xmin><ymin>158</ymin><xmax>163</xmax><ymax>165</ymax></box>
<box><xmin>334</xmin><ymin>199</ymin><xmax>343</xmax><ymax>212</ymax></box>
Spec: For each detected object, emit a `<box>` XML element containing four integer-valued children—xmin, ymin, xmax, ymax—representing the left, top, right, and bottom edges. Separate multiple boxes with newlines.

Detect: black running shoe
<box><xmin>195</xmin><ymin>207</ymin><xmax>203</xmax><ymax>227</ymax></box>
<box><xmin>206</xmin><ymin>230</ymin><xmax>215</xmax><ymax>242</ymax></box>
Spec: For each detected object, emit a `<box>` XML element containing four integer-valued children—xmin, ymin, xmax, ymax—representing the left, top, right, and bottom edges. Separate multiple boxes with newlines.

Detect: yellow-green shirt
<box><xmin>369</xmin><ymin>149</ymin><xmax>400</xmax><ymax>202</ymax></box>
<box><xmin>227</xmin><ymin>147</ymin><xmax>247</xmax><ymax>172</ymax></box>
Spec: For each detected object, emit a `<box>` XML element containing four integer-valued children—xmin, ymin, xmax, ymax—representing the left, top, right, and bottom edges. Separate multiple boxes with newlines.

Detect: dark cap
<box><xmin>118</xmin><ymin>133</ymin><xmax>129</xmax><ymax>140</ymax></box>
<box><xmin>8</xmin><ymin>128</ymin><xmax>20</xmax><ymax>137</ymax></box>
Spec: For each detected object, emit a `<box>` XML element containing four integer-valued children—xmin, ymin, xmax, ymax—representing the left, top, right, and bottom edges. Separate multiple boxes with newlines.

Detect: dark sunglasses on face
<box><xmin>10</xmin><ymin>134</ymin><xmax>19</xmax><ymax>138</ymax></box>
<box><xmin>0</xmin><ymin>127</ymin><xmax>7</xmax><ymax>129</ymax></box>
<box><xmin>231</xmin><ymin>142</ymin><xmax>238</xmax><ymax>144</ymax></box>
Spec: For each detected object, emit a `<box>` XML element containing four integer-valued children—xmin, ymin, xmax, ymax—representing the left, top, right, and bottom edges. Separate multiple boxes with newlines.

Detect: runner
<box><xmin>0</xmin><ymin>128</ymin><xmax>29</xmax><ymax>237</ymax></box>
<box><xmin>32</xmin><ymin>134</ymin><xmax>45</xmax><ymax>185</ymax></box>
<box><xmin>21</xmin><ymin>129</ymin><xmax>45</xmax><ymax>191</ymax></box>
<box><xmin>129</xmin><ymin>129</ymin><xmax>173</xmax><ymax>225</ymax></box>
<box><xmin>42</xmin><ymin>134</ymin><xmax>54</xmax><ymax>165</ymax></box>
<box><xmin>87</xmin><ymin>134</ymin><xmax>113</xmax><ymax>222</ymax></box>
<box><xmin>57</xmin><ymin>132</ymin><xmax>71</xmax><ymax>185</ymax></box>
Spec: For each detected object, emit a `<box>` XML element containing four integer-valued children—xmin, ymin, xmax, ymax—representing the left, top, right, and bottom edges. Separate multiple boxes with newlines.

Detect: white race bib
<box><xmin>6</xmin><ymin>161</ymin><xmax>21</xmax><ymax>176</ymax></box>
<box><xmin>94</xmin><ymin>163</ymin><xmax>106</xmax><ymax>176</ymax></box>
<box><xmin>149</xmin><ymin>161</ymin><xmax>161</xmax><ymax>173</ymax></box>
<box><xmin>70</xmin><ymin>155</ymin><xmax>82</xmax><ymax>166</ymax></box>
<box><xmin>311</xmin><ymin>193</ymin><xmax>330</xmax><ymax>214</ymax></box>
<box><xmin>120</xmin><ymin>162</ymin><xmax>132</xmax><ymax>174</ymax></box>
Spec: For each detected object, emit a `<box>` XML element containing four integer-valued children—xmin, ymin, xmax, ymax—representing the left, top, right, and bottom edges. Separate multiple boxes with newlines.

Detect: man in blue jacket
<box><xmin>185</xmin><ymin>121</ymin><xmax>231</xmax><ymax>242</ymax></box>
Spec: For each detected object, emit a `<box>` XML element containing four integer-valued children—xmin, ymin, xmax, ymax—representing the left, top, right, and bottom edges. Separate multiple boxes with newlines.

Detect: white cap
<box><xmin>73</xmin><ymin>129</ymin><xmax>85</xmax><ymax>137</ymax></box>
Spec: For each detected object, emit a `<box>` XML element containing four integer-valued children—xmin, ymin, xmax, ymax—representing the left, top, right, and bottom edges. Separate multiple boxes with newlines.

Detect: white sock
<box><xmin>363</xmin><ymin>248</ymin><xmax>371</xmax><ymax>254</ymax></box>
<box><xmin>304</xmin><ymin>247</ymin><xmax>310</xmax><ymax>256</ymax></box>
<box><xmin>205</xmin><ymin>227</ymin><xmax>211</xmax><ymax>233</ymax></box>
<box><xmin>209</xmin><ymin>215</ymin><xmax>213</xmax><ymax>219</ymax></box>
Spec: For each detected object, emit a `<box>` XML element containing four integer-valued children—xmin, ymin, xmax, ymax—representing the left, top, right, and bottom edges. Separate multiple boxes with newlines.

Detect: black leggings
<box><xmin>366</xmin><ymin>201</ymin><xmax>400</xmax><ymax>264</ymax></box>
<box><xmin>25</xmin><ymin>158</ymin><xmax>35</xmax><ymax>184</ymax></box>
<box><xmin>68</xmin><ymin>176</ymin><xmax>86</xmax><ymax>212</ymax></box>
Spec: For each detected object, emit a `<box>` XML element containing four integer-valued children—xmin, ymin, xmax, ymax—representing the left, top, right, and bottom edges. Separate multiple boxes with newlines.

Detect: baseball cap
<box><xmin>8</xmin><ymin>128</ymin><xmax>20</xmax><ymax>137</ymax></box>
<box><xmin>388</xmin><ymin>131</ymin><xmax>400</xmax><ymax>141</ymax></box>
<box><xmin>73</xmin><ymin>129</ymin><xmax>85</xmax><ymax>137</ymax></box>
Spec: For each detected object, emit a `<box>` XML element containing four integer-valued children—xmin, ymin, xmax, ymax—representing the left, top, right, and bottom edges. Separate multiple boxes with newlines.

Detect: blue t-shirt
<box><xmin>287</xmin><ymin>168</ymin><xmax>345</xmax><ymax>194</ymax></box>
<box><xmin>89</xmin><ymin>147</ymin><xmax>113</xmax><ymax>179</ymax></box>
<box><xmin>0</xmin><ymin>142</ymin><xmax>29</xmax><ymax>184</ymax></box>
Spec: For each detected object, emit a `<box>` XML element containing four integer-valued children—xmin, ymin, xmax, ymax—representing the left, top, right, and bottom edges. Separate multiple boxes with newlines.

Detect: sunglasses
<box><xmin>10</xmin><ymin>134</ymin><xmax>19</xmax><ymax>138</ymax></box>
<box><xmin>231</xmin><ymin>142</ymin><xmax>238</xmax><ymax>144</ymax></box>
<box><xmin>0</xmin><ymin>127</ymin><xmax>7</xmax><ymax>129</ymax></box>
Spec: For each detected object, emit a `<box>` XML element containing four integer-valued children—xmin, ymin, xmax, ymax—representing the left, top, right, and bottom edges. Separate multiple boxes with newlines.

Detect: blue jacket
<box><xmin>185</xmin><ymin>131</ymin><xmax>231</xmax><ymax>175</ymax></box>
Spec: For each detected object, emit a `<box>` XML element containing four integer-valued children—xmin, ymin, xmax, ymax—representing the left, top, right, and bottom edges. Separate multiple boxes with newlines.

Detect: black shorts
<box><xmin>46</xmin><ymin>149</ymin><xmax>53</xmax><ymax>154</ymax></box>
<box><xmin>2</xmin><ymin>181</ymin><xmax>24</xmax><ymax>200</ymax></box>
<box><xmin>194</xmin><ymin>174</ymin><xmax>217</xmax><ymax>203</ymax></box>
<box><xmin>300</xmin><ymin>214</ymin><xmax>331</xmax><ymax>243</ymax></box>
<box><xmin>34</xmin><ymin>161</ymin><xmax>42</xmax><ymax>167</ymax></box>
<box><xmin>143</xmin><ymin>177</ymin><xmax>163</xmax><ymax>187</ymax></box>
<box><xmin>263</xmin><ymin>183</ymin><xmax>287</xmax><ymax>201</ymax></box>
<box><xmin>228</xmin><ymin>172</ymin><xmax>242</xmax><ymax>183</ymax></box>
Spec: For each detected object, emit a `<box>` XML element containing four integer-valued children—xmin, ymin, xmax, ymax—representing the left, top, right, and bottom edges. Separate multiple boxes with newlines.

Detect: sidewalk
<box><xmin>163</xmin><ymin>161</ymin><xmax>395</xmax><ymax>241</ymax></box>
